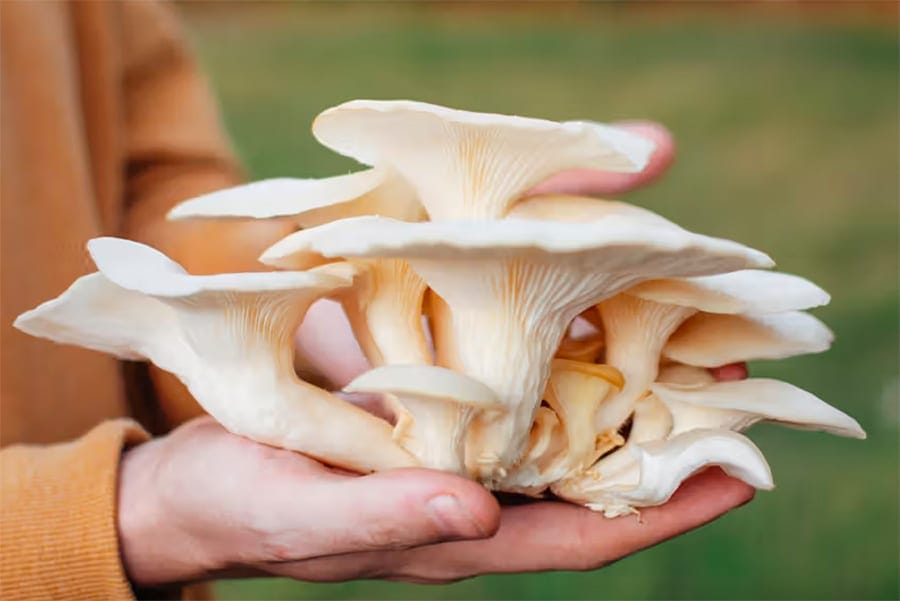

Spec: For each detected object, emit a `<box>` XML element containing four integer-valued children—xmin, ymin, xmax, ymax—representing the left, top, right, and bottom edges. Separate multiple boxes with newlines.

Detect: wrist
<box><xmin>116</xmin><ymin>437</ymin><xmax>223</xmax><ymax>586</ymax></box>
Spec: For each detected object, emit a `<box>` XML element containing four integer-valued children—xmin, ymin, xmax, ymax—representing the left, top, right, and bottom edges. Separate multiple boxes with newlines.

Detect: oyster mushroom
<box><xmin>552</xmin><ymin>396</ymin><xmax>773</xmax><ymax>517</ymax></box>
<box><xmin>13</xmin><ymin>238</ymin><xmax>414</xmax><ymax>473</ymax></box>
<box><xmin>260</xmin><ymin>214</ymin><xmax>772</xmax><ymax>481</ymax></box>
<box><xmin>167</xmin><ymin>166</ymin><xmax>423</xmax><ymax>226</ymax></box>
<box><xmin>312</xmin><ymin>100</ymin><xmax>655</xmax><ymax>219</ymax></box>
<box><xmin>565</xmin><ymin>429</ymin><xmax>774</xmax><ymax>517</ymax></box>
<box><xmin>344</xmin><ymin>365</ymin><xmax>503</xmax><ymax>475</ymax></box>
<box><xmin>595</xmin><ymin>270</ymin><xmax>832</xmax><ymax>434</ymax></box>
<box><xmin>664</xmin><ymin>310</ymin><xmax>834</xmax><ymax>368</ymax></box>
<box><xmin>651</xmin><ymin>379</ymin><xmax>866</xmax><ymax>439</ymax></box>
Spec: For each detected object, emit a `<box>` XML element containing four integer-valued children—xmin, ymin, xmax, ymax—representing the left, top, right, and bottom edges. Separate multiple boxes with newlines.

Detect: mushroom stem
<box><xmin>345</xmin><ymin>365</ymin><xmax>502</xmax><ymax>475</ymax></box>
<box><xmin>430</xmin><ymin>290</ymin><xmax>577</xmax><ymax>481</ymax></box>
<box><xmin>596</xmin><ymin>295</ymin><xmax>697</xmax><ymax>433</ymax></box>
<box><xmin>168</xmin><ymin>291</ymin><xmax>413</xmax><ymax>472</ymax></box>
<box><xmin>339</xmin><ymin>259</ymin><xmax>431</xmax><ymax>366</ymax></box>
<box><xmin>394</xmin><ymin>396</ymin><xmax>479</xmax><ymax>474</ymax></box>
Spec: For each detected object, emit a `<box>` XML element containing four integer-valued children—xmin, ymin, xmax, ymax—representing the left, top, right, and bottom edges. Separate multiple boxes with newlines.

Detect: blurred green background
<box><xmin>179</xmin><ymin>3</ymin><xmax>898</xmax><ymax>599</ymax></box>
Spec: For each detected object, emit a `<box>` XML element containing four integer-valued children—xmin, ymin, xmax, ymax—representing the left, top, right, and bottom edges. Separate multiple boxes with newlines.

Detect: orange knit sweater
<box><xmin>0</xmin><ymin>1</ymin><xmax>292</xmax><ymax>598</ymax></box>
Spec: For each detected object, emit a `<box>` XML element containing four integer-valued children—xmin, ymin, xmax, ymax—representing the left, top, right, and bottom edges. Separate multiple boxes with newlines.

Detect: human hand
<box><xmin>118</xmin><ymin>417</ymin><xmax>753</xmax><ymax>587</ymax></box>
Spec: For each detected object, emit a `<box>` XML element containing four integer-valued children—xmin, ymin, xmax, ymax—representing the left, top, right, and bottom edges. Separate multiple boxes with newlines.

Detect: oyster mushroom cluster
<box><xmin>15</xmin><ymin>100</ymin><xmax>865</xmax><ymax>517</ymax></box>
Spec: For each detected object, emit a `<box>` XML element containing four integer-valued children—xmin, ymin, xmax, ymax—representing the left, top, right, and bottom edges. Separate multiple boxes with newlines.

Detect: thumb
<box><xmin>270</xmin><ymin>468</ymin><xmax>501</xmax><ymax>559</ymax></box>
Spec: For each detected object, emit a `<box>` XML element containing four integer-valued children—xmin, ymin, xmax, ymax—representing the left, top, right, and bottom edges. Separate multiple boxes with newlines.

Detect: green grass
<box><xmin>180</xmin><ymin>4</ymin><xmax>898</xmax><ymax>599</ymax></box>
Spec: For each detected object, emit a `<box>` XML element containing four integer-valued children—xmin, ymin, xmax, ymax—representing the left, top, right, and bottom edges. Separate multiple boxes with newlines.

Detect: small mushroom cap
<box><xmin>167</xmin><ymin>168</ymin><xmax>424</xmax><ymax>227</ymax></box>
<box><xmin>167</xmin><ymin>168</ymin><xmax>387</xmax><ymax>220</ymax></box>
<box><xmin>621</xmin><ymin>428</ymin><xmax>776</xmax><ymax>502</ymax></box>
<box><xmin>555</xmin><ymin>428</ymin><xmax>773</xmax><ymax>516</ymax></box>
<box><xmin>89</xmin><ymin>237</ymin><xmax>354</xmax><ymax>297</ymax></box>
<box><xmin>664</xmin><ymin>310</ymin><xmax>834</xmax><ymax>367</ymax></box>
<box><xmin>344</xmin><ymin>365</ymin><xmax>503</xmax><ymax>410</ymax></box>
<box><xmin>260</xmin><ymin>215</ymin><xmax>774</xmax><ymax>273</ymax></box>
<box><xmin>627</xmin><ymin>270</ymin><xmax>830</xmax><ymax>314</ymax></box>
<box><xmin>650</xmin><ymin>378</ymin><xmax>866</xmax><ymax>439</ymax></box>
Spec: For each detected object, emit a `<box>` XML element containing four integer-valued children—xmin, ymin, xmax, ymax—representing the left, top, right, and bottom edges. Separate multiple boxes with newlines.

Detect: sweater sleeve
<box><xmin>0</xmin><ymin>420</ymin><xmax>150</xmax><ymax>601</ymax></box>
<box><xmin>118</xmin><ymin>0</ymin><xmax>296</xmax><ymax>427</ymax></box>
<box><xmin>119</xmin><ymin>0</ymin><xmax>294</xmax><ymax>277</ymax></box>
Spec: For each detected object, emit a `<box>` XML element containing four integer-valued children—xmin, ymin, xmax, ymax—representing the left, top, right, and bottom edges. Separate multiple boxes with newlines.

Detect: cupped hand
<box><xmin>118</xmin><ymin>418</ymin><xmax>752</xmax><ymax>587</ymax></box>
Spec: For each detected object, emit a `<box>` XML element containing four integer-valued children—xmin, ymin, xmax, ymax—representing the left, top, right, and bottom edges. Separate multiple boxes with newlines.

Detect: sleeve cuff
<box><xmin>1</xmin><ymin>419</ymin><xmax>150</xmax><ymax>600</ymax></box>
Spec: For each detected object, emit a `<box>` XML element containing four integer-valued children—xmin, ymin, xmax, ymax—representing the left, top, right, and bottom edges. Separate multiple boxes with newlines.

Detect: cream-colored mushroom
<box><xmin>663</xmin><ymin>310</ymin><xmax>833</xmax><ymax>367</ymax></box>
<box><xmin>13</xmin><ymin>238</ymin><xmax>415</xmax><ymax>473</ymax></box>
<box><xmin>551</xmin><ymin>394</ymin><xmax>773</xmax><ymax>516</ymax></box>
<box><xmin>595</xmin><ymin>270</ymin><xmax>832</xmax><ymax>435</ymax></box>
<box><xmin>344</xmin><ymin>365</ymin><xmax>502</xmax><ymax>475</ymax></box>
<box><xmin>651</xmin><ymin>379</ymin><xmax>866</xmax><ymax>439</ymax></box>
<box><xmin>168</xmin><ymin>166</ymin><xmax>423</xmax><ymax>226</ymax></box>
<box><xmin>311</xmin><ymin>100</ymin><xmax>655</xmax><ymax>220</ymax></box>
<box><xmin>563</xmin><ymin>429</ymin><xmax>774</xmax><ymax>517</ymax></box>
<box><xmin>261</xmin><ymin>214</ymin><xmax>772</xmax><ymax>482</ymax></box>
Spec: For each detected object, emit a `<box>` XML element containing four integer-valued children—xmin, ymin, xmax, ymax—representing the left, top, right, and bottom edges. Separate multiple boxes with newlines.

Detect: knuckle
<box><xmin>356</xmin><ymin>522</ymin><xmax>416</xmax><ymax>551</ymax></box>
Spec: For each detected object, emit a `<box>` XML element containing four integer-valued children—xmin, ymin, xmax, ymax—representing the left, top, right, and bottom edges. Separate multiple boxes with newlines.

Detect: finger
<box><xmin>378</xmin><ymin>468</ymin><xmax>754</xmax><ymax>581</ymax></box>
<box><xmin>259</xmin><ymin>467</ymin><xmax>501</xmax><ymax>563</ymax></box>
<box><xmin>709</xmin><ymin>362</ymin><xmax>749</xmax><ymax>381</ymax></box>
<box><xmin>528</xmin><ymin>121</ymin><xmax>676</xmax><ymax>197</ymax></box>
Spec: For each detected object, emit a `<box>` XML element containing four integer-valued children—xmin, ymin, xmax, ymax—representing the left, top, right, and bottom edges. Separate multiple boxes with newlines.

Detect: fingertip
<box><xmin>613</xmin><ymin>120</ymin><xmax>676</xmax><ymax>179</ymax></box>
<box><xmin>709</xmin><ymin>362</ymin><xmax>750</xmax><ymax>382</ymax></box>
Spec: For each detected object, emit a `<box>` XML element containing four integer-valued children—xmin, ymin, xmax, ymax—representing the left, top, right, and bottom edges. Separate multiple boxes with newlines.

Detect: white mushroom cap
<box><xmin>312</xmin><ymin>100</ymin><xmax>655</xmax><ymax>219</ymax></box>
<box><xmin>551</xmin><ymin>395</ymin><xmax>773</xmax><ymax>516</ymax></box>
<box><xmin>580</xmin><ymin>429</ymin><xmax>774</xmax><ymax>517</ymax></box>
<box><xmin>262</xmin><ymin>214</ymin><xmax>772</xmax><ymax>480</ymax></box>
<box><xmin>628</xmin><ymin>270</ymin><xmax>830</xmax><ymax>314</ymax></box>
<box><xmin>15</xmin><ymin>238</ymin><xmax>415</xmax><ymax>473</ymax></box>
<box><xmin>167</xmin><ymin>167</ymin><xmax>423</xmax><ymax>227</ymax></box>
<box><xmin>261</xmin><ymin>215</ymin><xmax>773</xmax><ymax>269</ymax></box>
<box><xmin>651</xmin><ymin>379</ymin><xmax>866</xmax><ymax>439</ymax></box>
<box><xmin>345</xmin><ymin>365</ymin><xmax>502</xmax><ymax>474</ymax></box>
<box><xmin>664</xmin><ymin>311</ymin><xmax>834</xmax><ymax>367</ymax></box>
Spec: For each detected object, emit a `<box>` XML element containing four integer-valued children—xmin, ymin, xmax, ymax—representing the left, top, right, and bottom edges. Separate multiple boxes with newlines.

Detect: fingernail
<box><xmin>425</xmin><ymin>495</ymin><xmax>486</xmax><ymax>539</ymax></box>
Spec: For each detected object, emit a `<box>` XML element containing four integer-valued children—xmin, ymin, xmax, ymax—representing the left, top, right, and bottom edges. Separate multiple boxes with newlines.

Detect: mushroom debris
<box><xmin>15</xmin><ymin>100</ymin><xmax>865</xmax><ymax>515</ymax></box>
